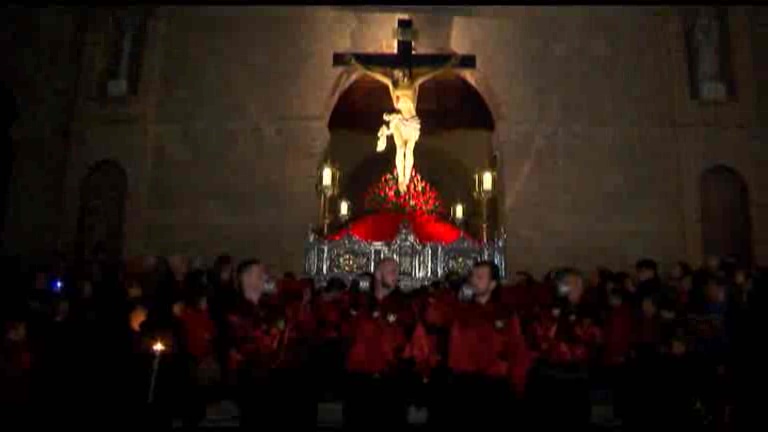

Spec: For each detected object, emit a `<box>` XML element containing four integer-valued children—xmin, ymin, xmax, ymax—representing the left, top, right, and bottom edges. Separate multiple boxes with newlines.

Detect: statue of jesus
<box><xmin>350</xmin><ymin>56</ymin><xmax>459</xmax><ymax>193</ymax></box>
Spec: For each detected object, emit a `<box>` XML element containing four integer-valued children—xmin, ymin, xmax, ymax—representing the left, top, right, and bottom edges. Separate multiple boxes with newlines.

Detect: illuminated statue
<box><xmin>333</xmin><ymin>18</ymin><xmax>476</xmax><ymax>193</ymax></box>
<box><xmin>351</xmin><ymin>57</ymin><xmax>459</xmax><ymax>193</ymax></box>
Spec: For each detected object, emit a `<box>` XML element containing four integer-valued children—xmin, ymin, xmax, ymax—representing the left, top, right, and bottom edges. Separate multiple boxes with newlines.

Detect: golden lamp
<box><xmin>451</xmin><ymin>202</ymin><xmax>465</xmax><ymax>224</ymax></box>
<box><xmin>338</xmin><ymin>198</ymin><xmax>351</xmax><ymax>222</ymax></box>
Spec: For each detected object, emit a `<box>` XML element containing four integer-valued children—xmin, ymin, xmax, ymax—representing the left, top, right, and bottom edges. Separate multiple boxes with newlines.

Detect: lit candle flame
<box><xmin>152</xmin><ymin>340</ymin><xmax>165</xmax><ymax>354</ymax></box>
<box><xmin>321</xmin><ymin>166</ymin><xmax>333</xmax><ymax>187</ymax></box>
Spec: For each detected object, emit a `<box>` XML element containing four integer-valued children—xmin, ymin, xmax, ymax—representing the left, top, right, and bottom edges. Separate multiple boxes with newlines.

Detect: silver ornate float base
<box><xmin>304</xmin><ymin>221</ymin><xmax>506</xmax><ymax>291</ymax></box>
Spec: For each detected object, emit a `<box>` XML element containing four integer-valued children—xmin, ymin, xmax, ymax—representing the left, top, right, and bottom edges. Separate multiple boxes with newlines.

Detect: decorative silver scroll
<box><xmin>304</xmin><ymin>221</ymin><xmax>507</xmax><ymax>291</ymax></box>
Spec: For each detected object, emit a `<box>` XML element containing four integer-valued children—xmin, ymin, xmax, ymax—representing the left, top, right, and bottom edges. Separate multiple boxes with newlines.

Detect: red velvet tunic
<box><xmin>447</xmin><ymin>297</ymin><xmax>531</xmax><ymax>395</ymax></box>
<box><xmin>412</xmin><ymin>289</ymin><xmax>531</xmax><ymax>394</ymax></box>
<box><xmin>179</xmin><ymin>307</ymin><xmax>216</xmax><ymax>360</ymax></box>
<box><xmin>227</xmin><ymin>293</ymin><xmax>314</xmax><ymax>374</ymax></box>
<box><xmin>345</xmin><ymin>290</ymin><xmax>416</xmax><ymax>375</ymax></box>
<box><xmin>405</xmin><ymin>289</ymin><xmax>457</xmax><ymax>377</ymax></box>
<box><xmin>529</xmin><ymin>305</ymin><xmax>603</xmax><ymax>366</ymax></box>
<box><xmin>602</xmin><ymin>303</ymin><xmax>636</xmax><ymax>366</ymax></box>
<box><xmin>312</xmin><ymin>292</ymin><xmax>351</xmax><ymax>341</ymax></box>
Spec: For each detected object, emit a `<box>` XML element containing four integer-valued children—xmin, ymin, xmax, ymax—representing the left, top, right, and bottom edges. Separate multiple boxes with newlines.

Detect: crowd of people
<box><xmin>0</xmin><ymin>249</ymin><xmax>764</xmax><ymax>430</ymax></box>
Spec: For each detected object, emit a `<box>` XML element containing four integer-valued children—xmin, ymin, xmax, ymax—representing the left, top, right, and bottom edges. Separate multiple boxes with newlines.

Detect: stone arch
<box><xmin>700</xmin><ymin>164</ymin><xmax>752</xmax><ymax>264</ymax></box>
<box><xmin>325</xmin><ymin>71</ymin><xmax>497</xmax><ymax>230</ymax></box>
<box><xmin>75</xmin><ymin>159</ymin><xmax>129</xmax><ymax>263</ymax></box>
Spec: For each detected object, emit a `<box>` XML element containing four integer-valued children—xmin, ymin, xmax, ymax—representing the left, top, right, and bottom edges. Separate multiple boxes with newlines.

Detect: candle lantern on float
<box><xmin>338</xmin><ymin>198</ymin><xmax>352</xmax><ymax>223</ymax></box>
<box><xmin>316</xmin><ymin>163</ymin><xmax>340</xmax><ymax>236</ymax></box>
<box><xmin>451</xmin><ymin>202</ymin><xmax>465</xmax><ymax>226</ymax></box>
<box><xmin>473</xmin><ymin>169</ymin><xmax>496</xmax><ymax>243</ymax></box>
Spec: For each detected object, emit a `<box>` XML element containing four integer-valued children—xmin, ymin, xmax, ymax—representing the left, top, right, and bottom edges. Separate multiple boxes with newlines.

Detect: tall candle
<box><xmin>482</xmin><ymin>171</ymin><xmax>493</xmax><ymax>192</ymax></box>
<box><xmin>454</xmin><ymin>203</ymin><xmax>464</xmax><ymax>220</ymax></box>
<box><xmin>321</xmin><ymin>166</ymin><xmax>333</xmax><ymax>188</ymax></box>
<box><xmin>339</xmin><ymin>200</ymin><xmax>350</xmax><ymax>217</ymax></box>
<box><xmin>148</xmin><ymin>340</ymin><xmax>165</xmax><ymax>404</ymax></box>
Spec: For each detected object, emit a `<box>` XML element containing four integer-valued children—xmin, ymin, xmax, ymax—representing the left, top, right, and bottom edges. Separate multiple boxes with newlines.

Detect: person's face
<box><xmin>641</xmin><ymin>298</ymin><xmax>657</xmax><ymax>318</ymax></box>
<box><xmin>681</xmin><ymin>275</ymin><xmax>693</xmax><ymax>292</ymax></box>
<box><xmin>588</xmin><ymin>269</ymin><xmax>601</xmax><ymax>287</ymax></box>
<box><xmin>706</xmin><ymin>256</ymin><xmax>720</xmax><ymax>272</ymax></box>
<box><xmin>564</xmin><ymin>274</ymin><xmax>584</xmax><ymax>304</ymax></box>
<box><xmin>624</xmin><ymin>277</ymin><xmax>635</xmax><ymax>293</ymax></box>
<box><xmin>126</xmin><ymin>282</ymin><xmax>141</xmax><ymax>300</ymax></box>
<box><xmin>637</xmin><ymin>268</ymin><xmax>655</xmax><ymax>282</ymax></box>
<box><xmin>470</xmin><ymin>266</ymin><xmax>496</xmax><ymax>298</ymax></box>
<box><xmin>609</xmin><ymin>293</ymin><xmax>622</xmax><ymax>307</ymax></box>
<box><xmin>220</xmin><ymin>264</ymin><xmax>233</xmax><ymax>283</ymax></box>
<box><xmin>671</xmin><ymin>339</ymin><xmax>686</xmax><ymax>357</ymax></box>
<box><xmin>394</xmin><ymin>69</ymin><xmax>410</xmax><ymax>84</ymax></box>
<box><xmin>169</xmin><ymin>255</ymin><xmax>188</xmax><ymax>280</ymax></box>
<box><xmin>734</xmin><ymin>270</ymin><xmax>748</xmax><ymax>287</ymax></box>
<box><xmin>670</xmin><ymin>264</ymin><xmax>684</xmax><ymax>280</ymax></box>
<box><xmin>6</xmin><ymin>322</ymin><xmax>27</xmax><ymax>342</ymax></box>
<box><xmin>705</xmin><ymin>283</ymin><xmax>725</xmax><ymax>304</ymax></box>
<box><xmin>376</xmin><ymin>260</ymin><xmax>399</xmax><ymax>290</ymax></box>
<box><xmin>242</xmin><ymin>264</ymin><xmax>266</xmax><ymax>292</ymax></box>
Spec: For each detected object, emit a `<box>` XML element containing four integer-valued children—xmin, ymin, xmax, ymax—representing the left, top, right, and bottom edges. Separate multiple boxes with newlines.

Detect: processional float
<box><xmin>304</xmin><ymin>18</ymin><xmax>506</xmax><ymax>289</ymax></box>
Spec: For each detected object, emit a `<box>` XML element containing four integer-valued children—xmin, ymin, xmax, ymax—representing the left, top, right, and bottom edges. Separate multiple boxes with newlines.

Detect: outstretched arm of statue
<box><xmin>350</xmin><ymin>55</ymin><xmax>393</xmax><ymax>87</ymax></box>
<box><xmin>413</xmin><ymin>55</ymin><xmax>461</xmax><ymax>87</ymax></box>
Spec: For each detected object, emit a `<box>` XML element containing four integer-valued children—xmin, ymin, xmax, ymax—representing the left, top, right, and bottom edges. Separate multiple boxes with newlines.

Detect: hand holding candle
<box><xmin>148</xmin><ymin>339</ymin><xmax>165</xmax><ymax>404</ymax></box>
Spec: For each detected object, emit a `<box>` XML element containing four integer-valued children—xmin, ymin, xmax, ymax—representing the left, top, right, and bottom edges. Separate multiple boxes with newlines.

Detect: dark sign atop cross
<box><xmin>333</xmin><ymin>18</ymin><xmax>476</xmax><ymax>72</ymax></box>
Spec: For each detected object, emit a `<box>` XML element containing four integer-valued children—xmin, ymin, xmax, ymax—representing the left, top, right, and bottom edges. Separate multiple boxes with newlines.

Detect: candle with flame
<box><xmin>321</xmin><ymin>166</ymin><xmax>333</xmax><ymax>188</ymax></box>
<box><xmin>482</xmin><ymin>171</ymin><xmax>493</xmax><ymax>192</ymax></box>
<box><xmin>152</xmin><ymin>341</ymin><xmax>165</xmax><ymax>354</ymax></box>
<box><xmin>148</xmin><ymin>339</ymin><xmax>165</xmax><ymax>403</ymax></box>
<box><xmin>339</xmin><ymin>199</ymin><xmax>350</xmax><ymax>219</ymax></box>
<box><xmin>453</xmin><ymin>203</ymin><xmax>464</xmax><ymax>221</ymax></box>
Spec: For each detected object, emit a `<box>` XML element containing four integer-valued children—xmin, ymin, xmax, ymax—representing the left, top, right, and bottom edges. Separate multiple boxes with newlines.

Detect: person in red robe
<box><xmin>600</xmin><ymin>286</ymin><xmax>636</xmax><ymax>423</ymax></box>
<box><xmin>177</xmin><ymin>277</ymin><xmax>219</xmax><ymax>426</ymax></box>
<box><xmin>227</xmin><ymin>259</ymin><xmax>316</xmax><ymax>429</ymax></box>
<box><xmin>413</xmin><ymin>261</ymin><xmax>531</xmax><ymax>429</ymax></box>
<box><xmin>310</xmin><ymin>277</ymin><xmax>350</xmax><ymax>401</ymax></box>
<box><xmin>342</xmin><ymin>258</ymin><xmax>417</xmax><ymax>431</ymax></box>
<box><xmin>527</xmin><ymin>268</ymin><xmax>602</xmax><ymax>428</ymax></box>
<box><xmin>0</xmin><ymin>317</ymin><xmax>33</xmax><ymax>424</ymax></box>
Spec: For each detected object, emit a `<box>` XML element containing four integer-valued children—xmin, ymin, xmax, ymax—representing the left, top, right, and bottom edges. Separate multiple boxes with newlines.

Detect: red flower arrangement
<box><xmin>364</xmin><ymin>167</ymin><xmax>444</xmax><ymax>215</ymax></box>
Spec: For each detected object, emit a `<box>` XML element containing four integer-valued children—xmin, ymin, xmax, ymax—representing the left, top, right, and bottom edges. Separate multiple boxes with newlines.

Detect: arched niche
<box><xmin>326</xmin><ymin>72</ymin><xmax>496</xmax><ymax>226</ymax></box>
<box><xmin>700</xmin><ymin>164</ymin><xmax>752</xmax><ymax>264</ymax></box>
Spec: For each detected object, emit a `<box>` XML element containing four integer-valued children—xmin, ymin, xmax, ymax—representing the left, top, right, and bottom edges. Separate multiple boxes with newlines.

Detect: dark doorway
<box><xmin>76</xmin><ymin>160</ymin><xmax>128</xmax><ymax>264</ymax></box>
<box><xmin>700</xmin><ymin>165</ymin><xmax>752</xmax><ymax>264</ymax></box>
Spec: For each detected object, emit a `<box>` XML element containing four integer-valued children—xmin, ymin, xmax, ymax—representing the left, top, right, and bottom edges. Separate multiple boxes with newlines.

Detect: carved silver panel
<box><xmin>304</xmin><ymin>221</ymin><xmax>506</xmax><ymax>291</ymax></box>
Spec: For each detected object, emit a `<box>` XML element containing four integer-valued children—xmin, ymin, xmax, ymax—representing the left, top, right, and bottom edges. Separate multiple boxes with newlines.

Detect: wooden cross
<box><xmin>333</xmin><ymin>18</ymin><xmax>475</xmax><ymax>72</ymax></box>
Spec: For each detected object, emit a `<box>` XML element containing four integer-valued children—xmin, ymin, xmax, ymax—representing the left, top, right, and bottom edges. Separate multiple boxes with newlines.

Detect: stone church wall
<box><xmin>4</xmin><ymin>6</ymin><xmax>767</xmax><ymax>276</ymax></box>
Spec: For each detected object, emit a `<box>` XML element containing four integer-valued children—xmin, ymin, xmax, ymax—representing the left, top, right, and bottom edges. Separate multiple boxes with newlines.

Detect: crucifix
<box><xmin>333</xmin><ymin>18</ymin><xmax>476</xmax><ymax>193</ymax></box>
